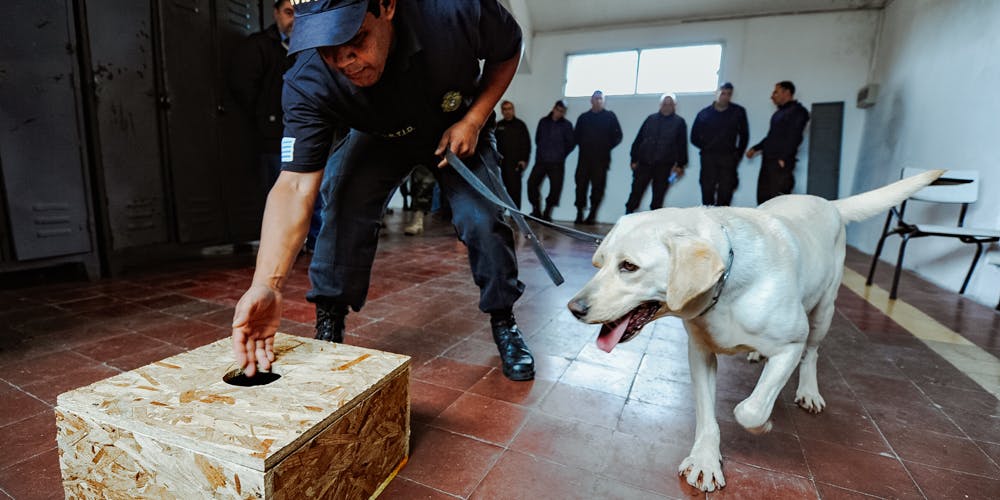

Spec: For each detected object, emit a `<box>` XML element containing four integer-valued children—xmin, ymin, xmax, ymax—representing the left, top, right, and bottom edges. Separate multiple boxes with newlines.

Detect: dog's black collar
<box><xmin>697</xmin><ymin>225</ymin><xmax>735</xmax><ymax>317</ymax></box>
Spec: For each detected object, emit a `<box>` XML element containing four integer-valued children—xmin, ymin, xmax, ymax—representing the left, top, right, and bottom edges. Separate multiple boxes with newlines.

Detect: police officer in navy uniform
<box><xmin>746</xmin><ymin>80</ymin><xmax>810</xmax><ymax>204</ymax></box>
<box><xmin>690</xmin><ymin>82</ymin><xmax>749</xmax><ymax>206</ymax></box>
<box><xmin>231</xmin><ymin>0</ymin><xmax>535</xmax><ymax>381</ymax></box>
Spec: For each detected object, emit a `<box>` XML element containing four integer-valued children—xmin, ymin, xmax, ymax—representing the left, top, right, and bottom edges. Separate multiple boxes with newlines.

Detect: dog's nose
<box><xmin>567</xmin><ymin>298</ymin><xmax>589</xmax><ymax>319</ymax></box>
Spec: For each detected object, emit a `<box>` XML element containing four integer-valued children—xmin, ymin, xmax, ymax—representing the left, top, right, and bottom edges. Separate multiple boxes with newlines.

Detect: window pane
<box><xmin>565</xmin><ymin>51</ymin><xmax>638</xmax><ymax>97</ymax></box>
<box><xmin>636</xmin><ymin>44</ymin><xmax>721</xmax><ymax>95</ymax></box>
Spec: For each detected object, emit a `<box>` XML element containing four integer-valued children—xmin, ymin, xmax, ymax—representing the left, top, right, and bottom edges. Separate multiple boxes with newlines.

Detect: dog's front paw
<box><xmin>795</xmin><ymin>390</ymin><xmax>826</xmax><ymax>414</ymax></box>
<box><xmin>746</xmin><ymin>351</ymin><xmax>764</xmax><ymax>363</ymax></box>
<box><xmin>734</xmin><ymin>400</ymin><xmax>773</xmax><ymax>434</ymax></box>
<box><xmin>679</xmin><ymin>453</ymin><xmax>725</xmax><ymax>492</ymax></box>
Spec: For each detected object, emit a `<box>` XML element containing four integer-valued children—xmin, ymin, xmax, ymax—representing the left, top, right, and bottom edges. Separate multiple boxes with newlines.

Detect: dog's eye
<box><xmin>618</xmin><ymin>260</ymin><xmax>639</xmax><ymax>272</ymax></box>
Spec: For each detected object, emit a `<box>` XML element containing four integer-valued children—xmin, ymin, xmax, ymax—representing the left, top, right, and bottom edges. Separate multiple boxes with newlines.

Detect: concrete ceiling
<box><xmin>524</xmin><ymin>0</ymin><xmax>887</xmax><ymax>33</ymax></box>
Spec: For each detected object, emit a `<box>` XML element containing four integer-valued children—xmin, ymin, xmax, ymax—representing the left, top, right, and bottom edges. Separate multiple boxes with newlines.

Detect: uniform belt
<box><xmin>445</xmin><ymin>150</ymin><xmax>605</xmax><ymax>287</ymax></box>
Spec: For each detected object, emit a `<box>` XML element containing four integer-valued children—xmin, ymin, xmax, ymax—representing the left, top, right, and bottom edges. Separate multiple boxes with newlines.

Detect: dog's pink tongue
<box><xmin>597</xmin><ymin>316</ymin><xmax>630</xmax><ymax>353</ymax></box>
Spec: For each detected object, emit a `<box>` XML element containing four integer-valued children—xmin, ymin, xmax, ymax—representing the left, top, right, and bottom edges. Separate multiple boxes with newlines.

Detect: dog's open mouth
<box><xmin>596</xmin><ymin>302</ymin><xmax>661</xmax><ymax>353</ymax></box>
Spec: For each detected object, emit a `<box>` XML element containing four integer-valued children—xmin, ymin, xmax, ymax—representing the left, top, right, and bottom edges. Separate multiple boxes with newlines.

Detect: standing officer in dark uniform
<box><xmin>625</xmin><ymin>94</ymin><xmax>687</xmax><ymax>214</ymax></box>
<box><xmin>231</xmin><ymin>0</ymin><xmax>536</xmax><ymax>382</ymax></box>
<box><xmin>691</xmin><ymin>82</ymin><xmax>749</xmax><ymax>206</ymax></box>
<box><xmin>494</xmin><ymin>100</ymin><xmax>531</xmax><ymax>209</ymax></box>
<box><xmin>746</xmin><ymin>80</ymin><xmax>810</xmax><ymax>204</ymax></box>
<box><xmin>573</xmin><ymin>90</ymin><xmax>622</xmax><ymax>224</ymax></box>
<box><xmin>527</xmin><ymin>100</ymin><xmax>575</xmax><ymax>221</ymax></box>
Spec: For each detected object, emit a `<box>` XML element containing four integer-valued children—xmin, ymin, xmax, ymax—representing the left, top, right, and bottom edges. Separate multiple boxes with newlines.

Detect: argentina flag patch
<box><xmin>281</xmin><ymin>137</ymin><xmax>295</xmax><ymax>162</ymax></box>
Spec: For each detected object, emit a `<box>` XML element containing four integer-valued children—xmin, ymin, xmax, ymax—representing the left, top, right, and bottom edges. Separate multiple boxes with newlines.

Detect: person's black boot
<box><xmin>530</xmin><ymin>206</ymin><xmax>543</xmax><ymax>219</ymax></box>
<box><xmin>575</xmin><ymin>208</ymin><xmax>584</xmax><ymax>224</ymax></box>
<box><xmin>315</xmin><ymin>303</ymin><xmax>347</xmax><ymax>343</ymax></box>
<box><xmin>542</xmin><ymin>204</ymin><xmax>554</xmax><ymax>222</ymax></box>
<box><xmin>584</xmin><ymin>209</ymin><xmax>597</xmax><ymax>225</ymax></box>
<box><xmin>490</xmin><ymin>313</ymin><xmax>535</xmax><ymax>381</ymax></box>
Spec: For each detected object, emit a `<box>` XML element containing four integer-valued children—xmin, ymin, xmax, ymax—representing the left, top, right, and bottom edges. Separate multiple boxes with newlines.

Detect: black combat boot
<box><xmin>315</xmin><ymin>302</ymin><xmax>348</xmax><ymax>343</ymax></box>
<box><xmin>584</xmin><ymin>209</ymin><xmax>597</xmax><ymax>225</ymax></box>
<box><xmin>542</xmin><ymin>204</ymin><xmax>554</xmax><ymax>222</ymax></box>
<box><xmin>575</xmin><ymin>208</ymin><xmax>585</xmax><ymax>224</ymax></box>
<box><xmin>490</xmin><ymin>312</ymin><xmax>535</xmax><ymax>381</ymax></box>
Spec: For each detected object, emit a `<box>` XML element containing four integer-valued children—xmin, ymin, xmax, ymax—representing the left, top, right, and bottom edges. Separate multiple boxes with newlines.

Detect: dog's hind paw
<box><xmin>746</xmin><ymin>351</ymin><xmax>764</xmax><ymax>363</ymax></box>
<box><xmin>795</xmin><ymin>391</ymin><xmax>827</xmax><ymax>414</ymax></box>
<box><xmin>679</xmin><ymin>454</ymin><xmax>726</xmax><ymax>492</ymax></box>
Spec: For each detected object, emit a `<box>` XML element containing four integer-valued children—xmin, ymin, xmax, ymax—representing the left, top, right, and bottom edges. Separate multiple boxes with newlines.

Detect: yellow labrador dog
<box><xmin>568</xmin><ymin>170</ymin><xmax>943</xmax><ymax>492</ymax></box>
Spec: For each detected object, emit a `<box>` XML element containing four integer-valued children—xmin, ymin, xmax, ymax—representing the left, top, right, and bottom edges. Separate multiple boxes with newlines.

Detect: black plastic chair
<box><xmin>866</xmin><ymin>168</ymin><xmax>1000</xmax><ymax>300</ymax></box>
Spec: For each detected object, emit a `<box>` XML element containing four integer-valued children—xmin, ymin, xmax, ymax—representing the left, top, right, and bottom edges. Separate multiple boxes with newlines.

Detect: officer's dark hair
<box><xmin>367</xmin><ymin>0</ymin><xmax>392</xmax><ymax>17</ymax></box>
<box><xmin>501</xmin><ymin>100</ymin><xmax>514</xmax><ymax>108</ymax></box>
<box><xmin>273</xmin><ymin>0</ymin><xmax>288</xmax><ymax>7</ymax></box>
<box><xmin>776</xmin><ymin>80</ymin><xmax>796</xmax><ymax>95</ymax></box>
<box><xmin>720</xmin><ymin>82</ymin><xmax>734</xmax><ymax>90</ymax></box>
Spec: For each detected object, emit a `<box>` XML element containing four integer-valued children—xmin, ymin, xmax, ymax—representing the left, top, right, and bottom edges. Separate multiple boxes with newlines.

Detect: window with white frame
<box><xmin>564</xmin><ymin>44</ymin><xmax>722</xmax><ymax>97</ymax></box>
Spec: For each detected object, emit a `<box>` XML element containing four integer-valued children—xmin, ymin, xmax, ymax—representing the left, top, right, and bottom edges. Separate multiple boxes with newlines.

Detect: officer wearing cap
<box><xmin>231</xmin><ymin>0</ymin><xmax>536</xmax><ymax>381</ymax></box>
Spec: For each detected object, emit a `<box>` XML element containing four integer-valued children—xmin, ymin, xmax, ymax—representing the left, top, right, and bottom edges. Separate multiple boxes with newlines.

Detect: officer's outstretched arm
<box><xmin>436</xmin><ymin>52</ymin><xmax>521</xmax><ymax>166</ymax></box>
<box><xmin>232</xmin><ymin>170</ymin><xmax>323</xmax><ymax>376</ymax></box>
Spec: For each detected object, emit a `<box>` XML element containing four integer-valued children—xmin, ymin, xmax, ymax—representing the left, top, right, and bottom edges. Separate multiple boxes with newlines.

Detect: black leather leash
<box><xmin>445</xmin><ymin>150</ymin><xmax>605</xmax><ymax>286</ymax></box>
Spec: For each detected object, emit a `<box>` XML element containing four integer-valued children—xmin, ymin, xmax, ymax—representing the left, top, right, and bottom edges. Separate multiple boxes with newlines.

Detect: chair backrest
<box><xmin>902</xmin><ymin>167</ymin><xmax>979</xmax><ymax>204</ymax></box>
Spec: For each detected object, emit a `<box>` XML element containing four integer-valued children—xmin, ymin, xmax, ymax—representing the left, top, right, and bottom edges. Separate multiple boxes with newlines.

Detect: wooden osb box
<box><xmin>55</xmin><ymin>333</ymin><xmax>410</xmax><ymax>499</ymax></box>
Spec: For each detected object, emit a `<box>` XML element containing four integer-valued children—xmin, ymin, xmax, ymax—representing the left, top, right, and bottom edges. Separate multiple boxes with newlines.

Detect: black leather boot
<box><xmin>542</xmin><ymin>204</ymin><xmax>554</xmax><ymax>222</ymax></box>
<box><xmin>315</xmin><ymin>303</ymin><xmax>347</xmax><ymax>343</ymax></box>
<box><xmin>575</xmin><ymin>208</ymin><xmax>584</xmax><ymax>224</ymax></box>
<box><xmin>490</xmin><ymin>314</ymin><xmax>535</xmax><ymax>381</ymax></box>
<box><xmin>584</xmin><ymin>210</ymin><xmax>597</xmax><ymax>225</ymax></box>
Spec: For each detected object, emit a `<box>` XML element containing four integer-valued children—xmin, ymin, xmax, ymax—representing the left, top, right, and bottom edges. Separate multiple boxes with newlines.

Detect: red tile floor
<box><xmin>1</xmin><ymin>212</ymin><xmax>998</xmax><ymax>499</ymax></box>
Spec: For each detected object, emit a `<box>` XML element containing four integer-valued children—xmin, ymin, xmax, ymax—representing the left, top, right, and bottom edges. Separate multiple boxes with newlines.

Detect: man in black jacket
<box><xmin>691</xmin><ymin>82</ymin><xmax>749</xmax><ymax>206</ymax></box>
<box><xmin>626</xmin><ymin>94</ymin><xmax>687</xmax><ymax>214</ymax></box>
<box><xmin>527</xmin><ymin>100</ymin><xmax>575</xmax><ymax>221</ymax></box>
<box><xmin>573</xmin><ymin>90</ymin><xmax>622</xmax><ymax>224</ymax></box>
<box><xmin>229</xmin><ymin>0</ymin><xmax>296</xmax><ymax>189</ymax></box>
<box><xmin>494</xmin><ymin>100</ymin><xmax>531</xmax><ymax>209</ymax></box>
<box><xmin>746</xmin><ymin>80</ymin><xmax>810</xmax><ymax>204</ymax></box>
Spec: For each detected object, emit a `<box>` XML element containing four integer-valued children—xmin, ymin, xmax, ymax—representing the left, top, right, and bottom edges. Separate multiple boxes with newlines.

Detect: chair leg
<box><xmin>890</xmin><ymin>234</ymin><xmax>911</xmax><ymax>300</ymax></box>
<box><xmin>960</xmin><ymin>242</ymin><xmax>984</xmax><ymax>294</ymax></box>
<box><xmin>867</xmin><ymin>213</ymin><xmax>895</xmax><ymax>286</ymax></box>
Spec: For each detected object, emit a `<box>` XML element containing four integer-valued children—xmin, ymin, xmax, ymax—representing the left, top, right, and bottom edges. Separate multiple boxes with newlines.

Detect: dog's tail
<box><xmin>833</xmin><ymin>169</ymin><xmax>945</xmax><ymax>223</ymax></box>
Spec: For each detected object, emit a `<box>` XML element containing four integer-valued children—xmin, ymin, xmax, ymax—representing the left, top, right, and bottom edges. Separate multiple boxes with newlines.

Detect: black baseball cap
<box><xmin>287</xmin><ymin>0</ymin><xmax>369</xmax><ymax>55</ymax></box>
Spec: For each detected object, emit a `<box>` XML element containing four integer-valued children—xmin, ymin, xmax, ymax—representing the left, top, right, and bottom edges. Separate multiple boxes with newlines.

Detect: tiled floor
<box><xmin>1</xmin><ymin>212</ymin><xmax>998</xmax><ymax>499</ymax></box>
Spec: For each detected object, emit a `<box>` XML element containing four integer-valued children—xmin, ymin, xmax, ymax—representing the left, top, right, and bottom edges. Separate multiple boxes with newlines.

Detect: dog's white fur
<box><xmin>569</xmin><ymin>170</ymin><xmax>944</xmax><ymax>491</ymax></box>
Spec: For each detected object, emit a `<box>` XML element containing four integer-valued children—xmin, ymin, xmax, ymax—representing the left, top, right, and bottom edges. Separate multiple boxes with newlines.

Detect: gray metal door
<box><xmin>0</xmin><ymin>0</ymin><xmax>93</xmax><ymax>260</ymax></box>
<box><xmin>86</xmin><ymin>0</ymin><xmax>170</xmax><ymax>250</ymax></box>
<box><xmin>216</xmin><ymin>0</ymin><xmax>265</xmax><ymax>241</ymax></box>
<box><xmin>807</xmin><ymin>102</ymin><xmax>844</xmax><ymax>201</ymax></box>
<box><xmin>158</xmin><ymin>0</ymin><xmax>227</xmax><ymax>243</ymax></box>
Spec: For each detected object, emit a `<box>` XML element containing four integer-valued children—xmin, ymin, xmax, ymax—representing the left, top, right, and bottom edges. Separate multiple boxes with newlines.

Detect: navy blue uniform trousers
<box><xmin>306</xmin><ymin>129</ymin><xmax>525</xmax><ymax>314</ymax></box>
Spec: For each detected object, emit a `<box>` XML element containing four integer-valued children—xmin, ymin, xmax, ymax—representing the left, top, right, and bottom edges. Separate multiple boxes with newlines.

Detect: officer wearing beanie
<box><xmin>231</xmin><ymin>0</ymin><xmax>535</xmax><ymax>381</ymax></box>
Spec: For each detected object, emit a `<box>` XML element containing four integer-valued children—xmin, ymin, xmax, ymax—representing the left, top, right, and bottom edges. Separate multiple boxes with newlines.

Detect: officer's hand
<box><xmin>778</xmin><ymin>159</ymin><xmax>786</xmax><ymax>168</ymax></box>
<box><xmin>746</xmin><ymin>149</ymin><xmax>758</xmax><ymax>159</ymax></box>
<box><xmin>517</xmin><ymin>161</ymin><xmax>527</xmax><ymax>172</ymax></box>
<box><xmin>672</xmin><ymin>165</ymin><xmax>685</xmax><ymax>178</ymax></box>
<box><xmin>630</xmin><ymin>162</ymin><xmax>637</xmax><ymax>171</ymax></box>
<box><xmin>436</xmin><ymin>119</ymin><xmax>480</xmax><ymax>167</ymax></box>
<box><xmin>231</xmin><ymin>284</ymin><xmax>281</xmax><ymax>377</ymax></box>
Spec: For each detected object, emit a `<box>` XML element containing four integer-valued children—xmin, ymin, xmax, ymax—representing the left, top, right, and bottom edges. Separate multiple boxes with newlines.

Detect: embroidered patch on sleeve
<box><xmin>281</xmin><ymin>137</ymin><xmax>295</xmax><ymax>162</ymax></box>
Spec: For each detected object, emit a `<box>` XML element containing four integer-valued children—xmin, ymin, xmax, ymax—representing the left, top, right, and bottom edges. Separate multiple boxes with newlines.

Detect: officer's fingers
<box><xmin>255</xmin><ymin>339</ymin><xmax>271</xmax><ymax>372</ymax></box>
<box><xmin>232</xmin><ymin>328</ymin><xmax>249</xmax><ymax>368</ymax></box>
<box><xmin>434</xmin><ymin>132</ymin><xmax>451</xmax><ymax>157</ymax></box>
<box><xmin>265</xmin><ymin>336</ymin><xmax>276</xmax><ymax>362</ymax></box>
<box><xmin>243</xmin><ymin>339</ymin><xmax>258</xmax><ymax>377</ymax></box>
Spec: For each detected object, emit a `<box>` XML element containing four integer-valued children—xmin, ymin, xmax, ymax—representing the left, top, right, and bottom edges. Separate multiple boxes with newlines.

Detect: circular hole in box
<box><xmin>223</xmin><ymin>369</ymin><xmax>281</xmax><ymax>387</ymax></box>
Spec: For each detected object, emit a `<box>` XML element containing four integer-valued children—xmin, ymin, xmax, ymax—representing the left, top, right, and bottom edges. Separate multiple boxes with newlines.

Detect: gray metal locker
<box><xmin>85</xmin><ymin>0</ymin><xmax>170</xmax><ymax>250</ymax></box>
<box><xmin>0</xmin><ymin>0</ymin><xmax>93</xmax><ymax>260</ymax></box>
<box><xmin>216</xmin><ymin>0</ymin><xmax>265</xmax><ymax>242</ymax></box>
<box><xmin>157</xmin><ymin>0</ymin><xmax>227</xmax><ymax>243</ymax></box>
<box><xmin>807</xmin><ymin>102</ymin><xmax>845</xmax><ymax>201</ymax></box>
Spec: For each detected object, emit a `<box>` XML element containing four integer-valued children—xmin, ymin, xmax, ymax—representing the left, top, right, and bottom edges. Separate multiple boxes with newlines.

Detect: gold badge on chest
<box><xmin>441</xmin><ymin>91</ymin><xmax>463</xmax><ymax>112</ymax></box>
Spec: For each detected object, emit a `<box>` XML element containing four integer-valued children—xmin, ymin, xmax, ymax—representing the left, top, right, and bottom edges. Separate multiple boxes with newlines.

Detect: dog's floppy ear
<box><xmin>665</xmin><ymin>236</ymin><xmax>726</xmax><ymax>312</ymax></box>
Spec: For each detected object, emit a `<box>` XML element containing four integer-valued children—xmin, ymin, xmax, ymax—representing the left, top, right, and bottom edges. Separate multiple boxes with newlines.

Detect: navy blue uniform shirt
<box><xmin>752</xmin><ymin>100</ymin><xmax>810</xmax><ymax>162</ymax></box>
<box><xmin>534</xmin><ymin>114</ymin><xmax>575</xmax><ymax>163</ymax></box>
<box><xmin>631</xmin><ymin>113</ymin><xmax>688</xmax><ymax>167</ymax></box>
<box><xmin>280</xmin><ymin>0</ymin><xmax>522</xmax><ymax>172</ymax></box>
<box><xmin>691</xmin><ymin>103</ymin><xmax>749</xmax><ymax>155</ymax></box>
<box><xmin>574</xmin><ymin>109</ymin><xmax>623</xmax><ymax>163</ymax></box>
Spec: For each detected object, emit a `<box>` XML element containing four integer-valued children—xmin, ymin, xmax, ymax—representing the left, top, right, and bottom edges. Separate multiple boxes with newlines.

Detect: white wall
<box><xmin>848</xmin><ymin>0</ymin><xmax>1000</xmax><ymax>307</ymax></box>
<box><xmin>501</xmin><ymin>10</ymin><xmax>880</xmax><ymax>221</ymax></box>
